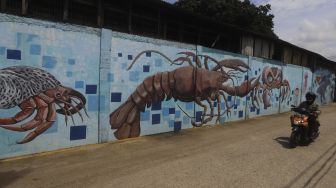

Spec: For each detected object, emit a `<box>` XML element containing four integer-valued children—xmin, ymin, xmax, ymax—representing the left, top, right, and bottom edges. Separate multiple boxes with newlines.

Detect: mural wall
<box><xmin>313</xmin><ymin>66</ymin><xmax>335</xmax><ymax>105</ymax></box>
<box><xmin>0</xmin><ymin>14</ymin><xmax>100</xmax><ymax>159</ymax></box>
<box><xmin>0</xmin><ymin>13</ymin><xmax>334</xmax><ymax>159</ymax></box>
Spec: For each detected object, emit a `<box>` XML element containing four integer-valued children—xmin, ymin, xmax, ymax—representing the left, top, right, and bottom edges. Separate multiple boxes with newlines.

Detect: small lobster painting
<box><xmin>109</xmin><ymin>50</ymin><xmax>260</xmax><ymax>140</ymax></box>
<box><xmin>251</xmin><ymin>66</ymin><xmax>290</xmax><ymax>109</ymax></box>
<box><xmin>0</xmin><ymin>66</ymin><xmax>87</xmax><ymax>144</ymax></box>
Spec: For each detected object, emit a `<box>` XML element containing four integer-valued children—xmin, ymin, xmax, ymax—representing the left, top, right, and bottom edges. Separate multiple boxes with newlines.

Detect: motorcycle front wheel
<box><xmin>289</xmin><ymin>131</ymin><xmax>299</xmax><ymax>148</ymax></box>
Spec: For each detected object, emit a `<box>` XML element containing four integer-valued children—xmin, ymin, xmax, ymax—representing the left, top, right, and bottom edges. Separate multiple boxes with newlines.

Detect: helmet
<box><xmin>305</xmin><ymin>92</ymin><xmax>316</xmax><ymax>102</ymax></box>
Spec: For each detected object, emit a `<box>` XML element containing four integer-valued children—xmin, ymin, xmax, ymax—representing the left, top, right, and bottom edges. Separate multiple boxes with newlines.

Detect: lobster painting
<box><xmin>250</xmin><ymin>66</ymin><xmax>290</xmax><ymax>109</ymax></box>
<box><xmin>109</xmin><ymin>50</ymin><xmax>260</xmax><ymax>140</ymax></box>
<box><xmin>0</xmin><ymin>66</ymin><xmax>87</xmax><ymax>144</ymax></box>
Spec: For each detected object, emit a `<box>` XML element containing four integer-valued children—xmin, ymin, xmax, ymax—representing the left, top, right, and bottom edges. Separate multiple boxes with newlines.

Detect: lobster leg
<box><xmin>17</xmin><ymin>102</ymin><xmax>56</xmax><ymax>144</ymax></box>
<box><xmin>219</xmin><ymin>91</ymin><xmax>233</xmax><ymax>116</ymax></box>
<box><xmin>0</xmin><ymin>98</ymin><xmax>35</xmax><ymax>125</ymax></box>
<box><xmin>191</xmin><ymin>97</ymin><xmax>207</xmax><ymax>127</ymax></box>
<box><xmin>216</xmin><ymin>94</ymin><xmax>221</xmax><ymax>123</ymax></box>
<box><xmin>203</xmin><ymin>97</ymin><xmax>215</xmax><ymax>124</ymax></box>
<box><xmin>0</xmin><ymin>97</ymin><xmax>48</xmax><ymax>132</ymax></box>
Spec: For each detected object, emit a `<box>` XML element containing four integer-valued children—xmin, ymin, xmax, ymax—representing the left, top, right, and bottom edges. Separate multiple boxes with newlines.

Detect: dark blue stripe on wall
<box><xmin>7</xmin><ymin>49</ymin><xmax>21</xmax><ymax>60</ymax></box>
<box><xmin>70</xmin><ymin>125</ymin><xmax>87</xmax><ymax>140</ymax></box>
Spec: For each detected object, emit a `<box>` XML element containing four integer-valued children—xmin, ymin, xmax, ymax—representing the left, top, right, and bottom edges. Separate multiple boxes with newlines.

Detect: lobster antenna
<box><xmin>175</xmin><ymin>102</ymin><xmax>194</xmax><ymax>119</ymax></box>
<box><xmin>127</xmin><ymin>50</ymin><xmax>176</xmax><ymax>70</ymax></box>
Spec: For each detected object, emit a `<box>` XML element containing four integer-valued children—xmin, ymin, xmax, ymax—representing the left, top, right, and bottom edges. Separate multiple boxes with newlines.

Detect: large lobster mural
<box><xmin>109</xmin><ymin>50</ymin><xmax>260</xmax><ymax>140</ymax></box>
<box><xmin>0</xmin><ymin>66</ymin><xmax>87</xmax><ymax>144</ymax></box>
<box><xmin>251</xmin><ymin>66</ymin><xmax>290</xmax><ymax>109</ymax></box>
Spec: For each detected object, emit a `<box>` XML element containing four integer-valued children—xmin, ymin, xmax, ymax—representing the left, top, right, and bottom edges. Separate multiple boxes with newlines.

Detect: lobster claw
<box><xmin>212</xmin><ymin>59</ymin><xmax>250</xmax><ymax>72</ymax></box>
<box><xmin>220</xmin><ymin>76</ymin><xmax>260</xmax><ymax>97</ymax></box>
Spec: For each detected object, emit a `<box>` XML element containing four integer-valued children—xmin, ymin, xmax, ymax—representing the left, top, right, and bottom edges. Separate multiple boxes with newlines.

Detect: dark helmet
<box><xmin>305</xmin><ymin>92</ymin><xmax>316</xmax><ymax>102</ymax></box>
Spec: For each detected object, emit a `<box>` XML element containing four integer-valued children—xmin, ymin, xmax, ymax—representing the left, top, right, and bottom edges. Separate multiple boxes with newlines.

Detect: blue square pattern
<box><xmin>111</xmin><ymin>92</ymin><xmax>122</xmax><ymax>102</ymax></box>
<box><xmin>66</xmin><ymin>71</ymin><xmax>73</xmax><ymax>77</ymax></box>
<box><xmin>128</xmin><ymin>55</ymin><xmax>133</xmax><ymax>60</ymax></box>
<box><xmin>152</xmin><ymin>114</ymin><xmax>161</xmax><ymax>125</ymax></box>
<box><xmin>140</xmin><ymin>110</ymin><xmax>150</xmax><ymax>121</ymax></box>
<box><xmin>169</xmin><ymin>108</ymin><xmax>175</xmax><ymax>114</ymax></box>
<box><xmin>129</xmin><ymin>71</ymin><xmax>140</xmax><ymax>82</ymax></box>
<box><xmin>88</xmin><ymin>95</ymin><xmax>99</xmax><ymax>111</ymax></box>
<box><xmin>155</xmin><ymin>59</ymin><xmax>162</xmax><ymax>67</ymax></box>
<box><xmin>220</xmin><ymin>117</ymin><xmax>226</xmax><ymax>124</ymax></box>
<box><xmin>68</xmin><ymin>59</ymin><xmax>76</xmax><ymax>65</ymax></box>
<box><xmin>146</xmin><ymin>52</ymin><xmax>151</xmax><ymax>57</ymax></box>
<box><xmin>30</xmin><ymin>44</ymin><xmax>41</xmax><ymax>55</ymax></box>
<box><xmin>70</xmin><ymin>125</ymin><xmax>87</xmax><ymax>140</ymax></box>
<box><xmin>183</xmin><ymin>116</ymin><xmax>189</xmax><ymax>124</ymax></box>
<box><xmin>186</xmin><ymin>102</ymin><xmax>193</xmax><ymax>110</ymax></box>
<box><xmin>169</xmin><ymin>120</ymin><xmax>175</xmax><ymax>128</ymax></box>
<box><xmin>42</xmin><ymin>56</ymin><xmax>57</xmax><ymax>68</ymax></box>
<box><xmin>196</xmin><ymin>111</ymin><xmax>203</xmax><ymax>122</ymax></box>
<box><xmin>175</xmin><ymin>110</ymin><xmax>181</xmax><ymax>118</ymax></box>
<box><xmin>75</xmin><ymin>81</ymin><xmax>84</xmax><ymax>89</ymax></box>
<box><xmin>143</xmin><ymin>65</ymin><xmax>150</xmax><ymax>72</ymax></box>
<box><xmin>121</xmin><ymin>63</ymin><xmax>127</xmax><ymax>69</ymax></box>
<box><xmin>7</xmin><ymin>49</ymin><xmax>21</xmax><ymax>60</ymax></box>
<box><xmin>238</xmin><ymin>110</ymin><xmax>244</xmax><ymax>118</ymax></box>
<box><xmin>86</xmin><ymin>85</ymin><xmax>97</xmax><ymax>94</ymax></box>
<box><xmin>228</xmin><ymin>96</ymin><xmax>232</xmax><ymax>102</ymax></box>
<box><xmin>118</xmin><ymin>53</ymin><xmax>122</xmax><ymax>57</ymax></box>
<box><xmin>0</xmin><ymin>47</ymin><xmax>5</xmax><ymax>55</ymax></box>
<box><xmin>162</xmin><ymin>108</ymin><xmax>169</xmax><ymax>116</ymax></box>
<box><xmin>174</xmin><ymin>121</ymin><xmax>182</xmax><ymax>132</ymax></box>
<box><xmin>108</xmin><ymin>73</ymin><xmax>114</xmax><ymax>82</ymax></box>
<box><xmin>151</xmin><ymin>101</ymin><xmax>162</xmax><ymax>110</ymax></box>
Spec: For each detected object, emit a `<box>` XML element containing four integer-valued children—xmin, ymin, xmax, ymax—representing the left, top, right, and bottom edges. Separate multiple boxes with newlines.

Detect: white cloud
<box><xmin>253</xmin><ymin>0</ymin><xmax>336</xmax><ymax>61</ymax></box>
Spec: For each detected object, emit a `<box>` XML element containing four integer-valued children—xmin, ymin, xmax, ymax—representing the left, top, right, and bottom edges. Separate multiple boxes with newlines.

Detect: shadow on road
<box><xmin>0</xmin><ymin>167</ymin><xmax>31</xmax><ymax>188</ymax></box>
<box><xmin>274</xmin><ymin>137</ymin><xmax>293</xmax><ymax>149</ymax></box>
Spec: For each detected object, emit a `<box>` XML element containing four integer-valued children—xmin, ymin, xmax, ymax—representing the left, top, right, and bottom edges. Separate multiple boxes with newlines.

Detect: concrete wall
<box><xmin>0</xmin><ymin>13</ymin><xmax>335</xmax><ymax>159</ymax></box>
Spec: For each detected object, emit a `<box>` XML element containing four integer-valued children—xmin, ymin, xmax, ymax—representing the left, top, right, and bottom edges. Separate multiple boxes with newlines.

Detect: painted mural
<box><xmin>109</xmin><ymin>49</ymin><xmax>258</xmax><ymax>139</ymax></box>
<box><xmin>313</xmin><ymin>67</ymin><xmax>335</xmax><ymax>105</ymax></box>
<box><xmin>252</xmin><ymin>66</ymin><xmax>290</xmax><ymax>110</ymax></box>
<box><xmin>0</xmin><ymin>13</ymin><xmax>100</xmax><ymax>159</ymax></box>
<box><xmin>0</xmin><ymin>66</ymin><xmax>87</xmax><ymax>144</ymax></box>
<box><xmin>0</xmin><ymin>13</ymin><xmax>335</xmax><ymax>159</ymax></box>
<box><xmin>279</xmin><ymin>64</ymin><xmax>304</xmax><ymax>113</ymax></box>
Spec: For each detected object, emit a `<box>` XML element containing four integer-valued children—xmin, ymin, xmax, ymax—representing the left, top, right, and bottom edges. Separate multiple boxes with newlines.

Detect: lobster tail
<box><xmin>110</xmin><ymin>70</ymin><xmax>176</xmax><ymax>140</ymax></box>
<box><xmin>109</xmin><ymin>99</ymin><xmax>141</xmax><ymax>139</ymax></box>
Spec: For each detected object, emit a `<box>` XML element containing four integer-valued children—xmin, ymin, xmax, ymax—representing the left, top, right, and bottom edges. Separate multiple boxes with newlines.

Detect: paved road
<box><xmin>1</xmin><ymin>104</ymin><xmax>336</xmax><ymax>188</ymax></box>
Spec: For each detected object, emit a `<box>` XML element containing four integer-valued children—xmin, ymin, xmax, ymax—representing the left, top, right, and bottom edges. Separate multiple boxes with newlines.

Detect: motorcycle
<box><xmin>289</xmin><ymin>105</ymin><xmax>321</xmax><ymax>148</ymax></box>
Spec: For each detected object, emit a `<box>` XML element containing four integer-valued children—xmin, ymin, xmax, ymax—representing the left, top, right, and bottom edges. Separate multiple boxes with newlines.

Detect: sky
<box><xmin>162</xmin><ymin>0</ymin><xmax>336</xmax><ymax>61</ymax></box>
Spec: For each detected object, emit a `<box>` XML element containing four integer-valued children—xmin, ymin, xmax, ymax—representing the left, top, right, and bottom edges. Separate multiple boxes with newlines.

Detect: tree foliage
<box><xmin>174</xmin><ymin>0</ymin><xmax>276</xmax><ymax>37</ymax></box>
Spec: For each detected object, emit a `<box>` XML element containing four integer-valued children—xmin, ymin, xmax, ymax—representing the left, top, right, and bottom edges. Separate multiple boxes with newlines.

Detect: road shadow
<box><xmin>0</xmin><ymin>167</ymin><xmax>31</xmax><ymax>188</ymax></box>
<box><xmin>274</xmin><ymin>137</ymin><xmax>293</xmax><ymax>149</ymax></box>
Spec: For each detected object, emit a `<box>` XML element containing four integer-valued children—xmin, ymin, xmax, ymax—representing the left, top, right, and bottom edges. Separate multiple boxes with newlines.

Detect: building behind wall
<box><xmin>1</xmin><ymin>0</ymin><xmax>335</xmax><ymax>72</ymax></box>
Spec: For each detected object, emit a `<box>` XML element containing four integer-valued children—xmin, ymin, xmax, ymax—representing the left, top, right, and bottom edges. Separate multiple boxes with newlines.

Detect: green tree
<box><xmin>174</xmin><ymin>0</ymin><xmax>276</xmax><ymax>37</ymax></box>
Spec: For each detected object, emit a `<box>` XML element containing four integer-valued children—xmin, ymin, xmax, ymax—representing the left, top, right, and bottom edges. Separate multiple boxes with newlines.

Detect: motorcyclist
<box><xmin>298</xmin><ymin>92</ymin><xmax>320</xmax><ymax>142</ymax></box>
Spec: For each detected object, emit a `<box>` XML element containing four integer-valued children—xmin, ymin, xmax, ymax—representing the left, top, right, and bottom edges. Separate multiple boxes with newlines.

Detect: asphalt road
<box><xmin>1</xmin><ymin>104</ymin><xmax>336</xmax><ymax>188</ymax></box>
